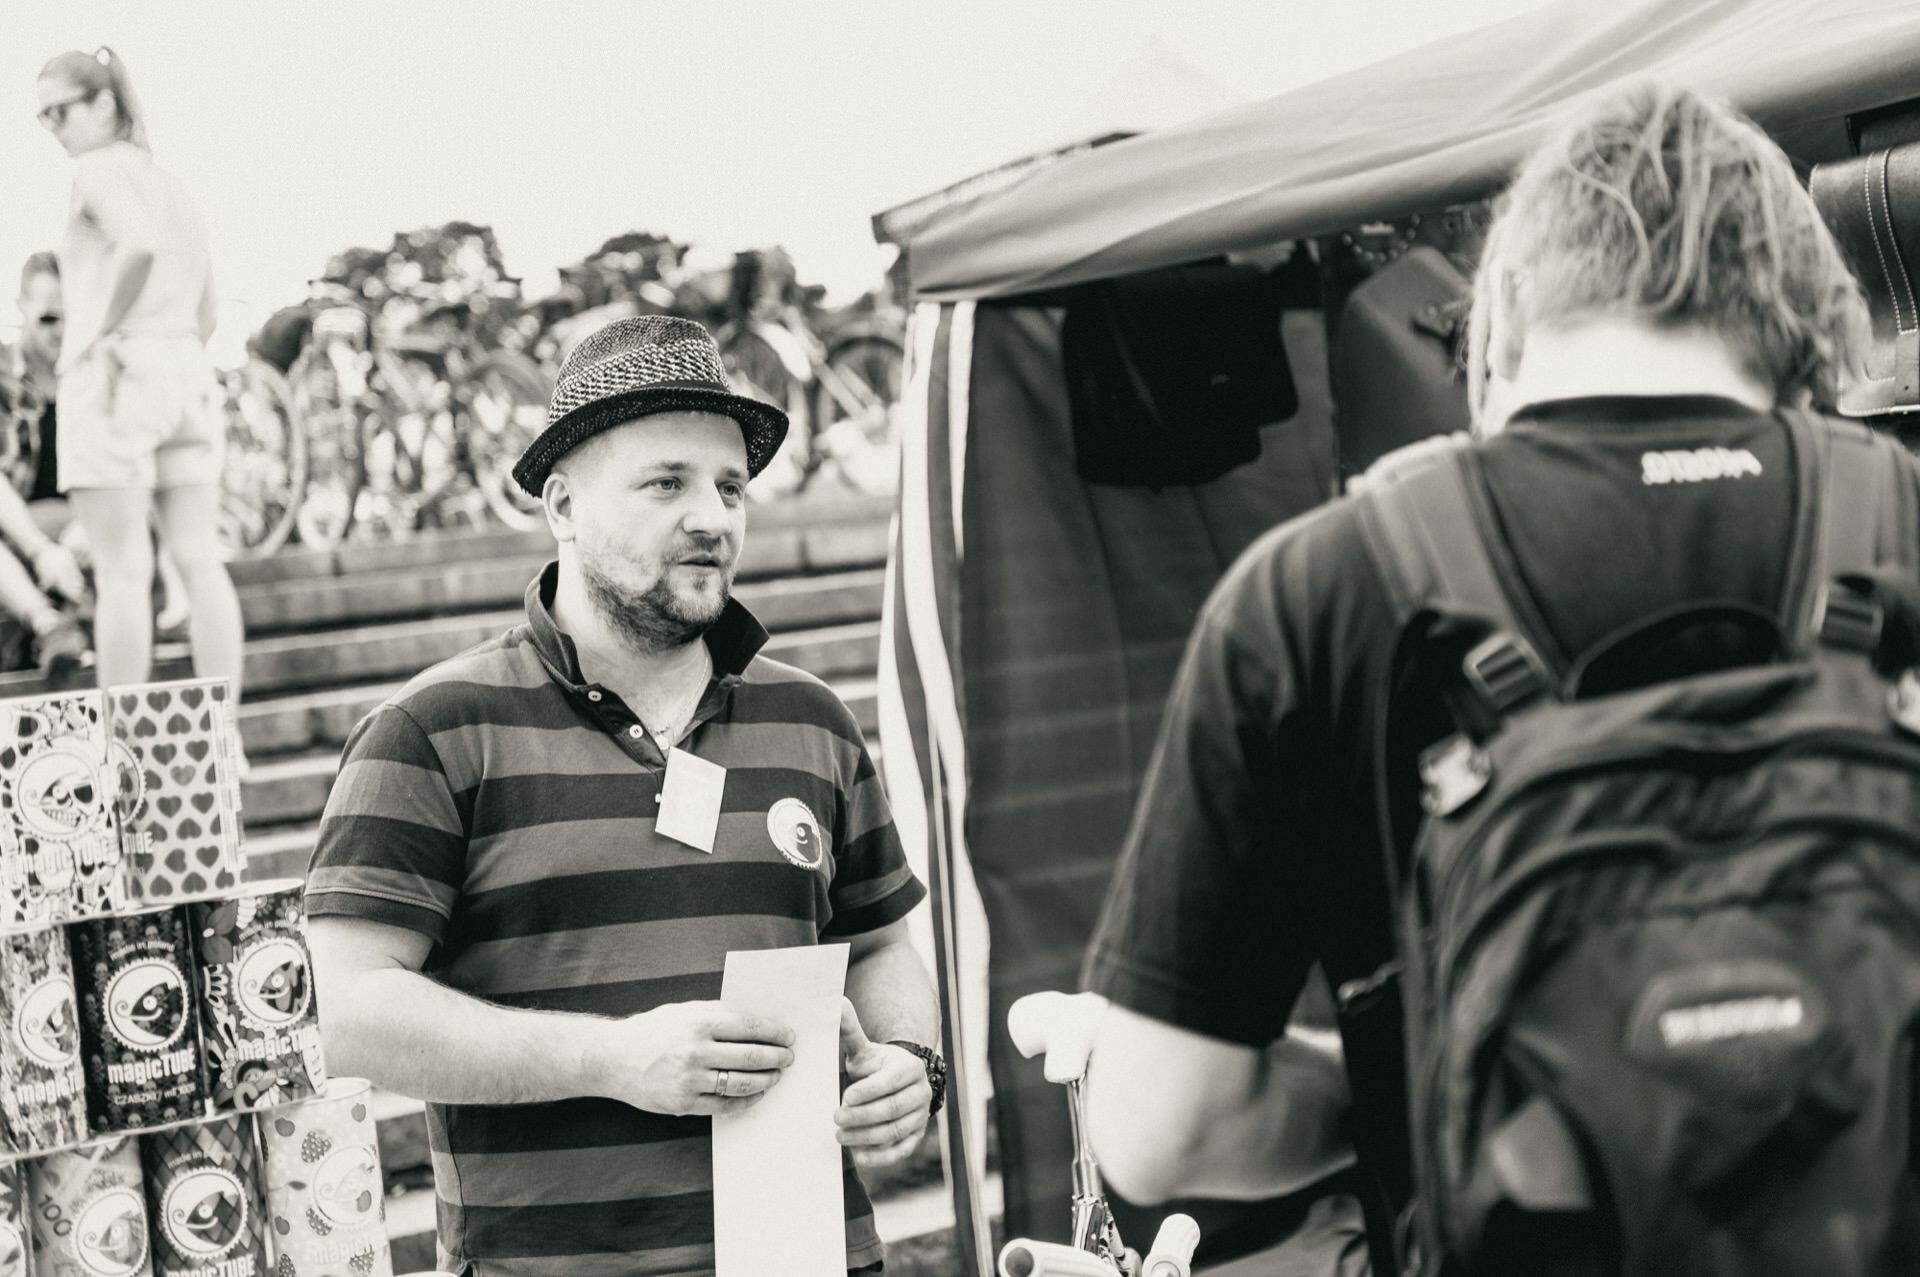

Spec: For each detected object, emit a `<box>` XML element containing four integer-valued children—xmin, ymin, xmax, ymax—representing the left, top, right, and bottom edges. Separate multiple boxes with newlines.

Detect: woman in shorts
<box><xmin>36</xmin><ymin>47</ymin><xmax>244</xmax><ymax>698</ymax></box>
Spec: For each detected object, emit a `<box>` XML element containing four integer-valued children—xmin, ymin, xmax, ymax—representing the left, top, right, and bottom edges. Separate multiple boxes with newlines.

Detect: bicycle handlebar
<box><xmin>1141</xmin><ymin>1215</ymin><xmax>1201</xmax><ymax>1277</ymax></box>
<box><xmin>996</xmin><ymin>1214</ymin><xmax>1200</xmax><ymax>1277</ymax></box>
<box><xmin>1007</xmin><ymin>990</ymin><xmax>1107</xmax><ymax>1084</ymax></box>
<box><xmin>997</xmin><ymin>1240</ymin><xmax>1117</xmax><ymax>1277</ymax></box>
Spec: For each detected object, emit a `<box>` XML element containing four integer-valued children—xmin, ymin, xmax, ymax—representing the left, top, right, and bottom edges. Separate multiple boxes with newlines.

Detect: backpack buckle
<box><xmin>1419</xmin><ymin>734</ymin><xmax>1491</xmax><ymax>817</ymax></box>
<box><xmin>1890</xmin><ymin>669</ymin><xmax>1920</xmax><ymax>737</ymax></box>
<box><xmin>1462</xmin><ymin>634</ymin><xmax>1547</xmax><ymax>716</ymax></box>
<box><xmin>1815</xmin><ymin>584</ymin><xmax>1883</xmax><ymax>654</ymax></box>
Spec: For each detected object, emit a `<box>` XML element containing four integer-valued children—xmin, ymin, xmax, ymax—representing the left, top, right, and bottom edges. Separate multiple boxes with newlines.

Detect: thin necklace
<box><xmin>646</xmin><ymin>644</ymin><xmax>713</xmax><ymax>748</ymax></box>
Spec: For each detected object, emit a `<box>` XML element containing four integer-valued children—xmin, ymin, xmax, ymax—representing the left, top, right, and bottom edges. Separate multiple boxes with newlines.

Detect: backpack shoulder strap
<box><xmin>1357</xmin><ymin>445</ymin><xmax>1520</xmax><ymax>629</ymax></box>
<box><xmin>1787</xmin><ymin>411</ymin><xmax>1909</xmax><ymax>652</ymax></box>
<box><xmin>1357</xmin><ymin>444</ymin><xmax>1559</xmax><ymax>714</ymax></box>
<box><xmin>1818</xmin><ymin>414</ymin><xmax>1903</xmax><ymax>576</ymax></box>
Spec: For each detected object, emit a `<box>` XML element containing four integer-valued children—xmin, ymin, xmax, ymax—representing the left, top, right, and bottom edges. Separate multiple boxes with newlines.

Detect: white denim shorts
<box><xmin>57</xmin><ymin>337</ymin><xmax>226</xmax><ymax>492</ymax></box>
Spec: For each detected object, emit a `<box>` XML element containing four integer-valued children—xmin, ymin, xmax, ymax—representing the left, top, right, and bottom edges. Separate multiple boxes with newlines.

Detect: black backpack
<box><xmin>1353</xmin><ymin>413</ymin><xmax>1920</xmax><ymax>1275</ymax></box>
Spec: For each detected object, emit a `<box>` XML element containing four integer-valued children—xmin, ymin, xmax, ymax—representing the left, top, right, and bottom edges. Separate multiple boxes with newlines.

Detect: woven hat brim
<box><xmin>512</xmin><ymin>386</ymin><xmax>791</xmax><ymax>496</ymax></box>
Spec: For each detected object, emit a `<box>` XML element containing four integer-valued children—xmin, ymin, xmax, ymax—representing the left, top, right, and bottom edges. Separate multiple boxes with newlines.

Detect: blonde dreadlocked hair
<box><xmin>1465</xmin><ymin>81</ymin><xmax>1868</xmax><ymax>423</ymax></box>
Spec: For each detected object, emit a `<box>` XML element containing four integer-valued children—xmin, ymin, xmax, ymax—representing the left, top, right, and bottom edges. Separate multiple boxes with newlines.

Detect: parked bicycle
<box><xmin>1000</xmin><ymin>991</ymin><xmax>1202</xmax><ymax>1277</ymax></box>
<box><xmin>216</xmin><ymin>358</ymin><xmax>304</xmax><ymax>558</ymax></box>
<box><xmin>718</xmin><ymin>309</ymin><xmax>906</xmax><ymax>499</ymax></box>
<box><xmin>288</xmin><ymin>275</ymin><xmax>550</xmax><ymax>547</ymax></box>
<box><xmin>537</xmin><ymin>245</ymin><xmax>907</xmax><ymax>501</ymax></box>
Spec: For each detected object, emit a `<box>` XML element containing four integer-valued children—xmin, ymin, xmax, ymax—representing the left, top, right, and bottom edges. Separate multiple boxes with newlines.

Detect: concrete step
<box><xmin>233</xmin><ymin>574</ymin><xmax>883</xmax><ymax>758</ymax></box>
<box><xmin>240</xmin><ymin>682</ymin><xmax>405</xmax><ymax>759</ymax></box>
<box><xmin>239</xmin><ymin>555</ymin><xmax>548</xmax><ymax>635</ymax></box>
<box><xmin>228</xmin><ymin>492</ymin><xmax>890</xmax><ymax>590</ymax></box>
<box><xmin>0</xmin><ymin>525</ymin><xmax>890</xmax><ymax>699</ymax></box>
<box><xmin>21</xmin><ymin>610</ymin><xmax>876</xmax><ymax>706</ymax></box>
<box><xmin>238</xmin><ymin>539</ymin><xmax>889</xmax><ymax>637</ymax></box>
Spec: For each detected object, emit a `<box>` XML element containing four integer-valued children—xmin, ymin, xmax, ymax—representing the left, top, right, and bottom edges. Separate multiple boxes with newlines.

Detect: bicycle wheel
<box><xmin>286</xmin><ymin>343</ymin><xmax>365</xmax><ymax>549</ymax></box>
<box><xmin>811</xmin><ymin>333</ymin><xmax>904</xmax><ymax>496</ymax></box>
<box><xmin>217</xmin><ymin>359</ymin><xmax>305</xmax><ymax>557</ymax></box>
<box><xmin>365</xmin><ymin>349</ymin><xmax>464</xmax><ymax>539</ymax></box>
<box><xmin>719</xmin><ymin>325</ymin><xmax>811</xmax><ymax>500</ymax></box>
<box><xmin>463</xmin><ymin>350</ymin><xmax>553</xmax><ymax>530</ymax></box>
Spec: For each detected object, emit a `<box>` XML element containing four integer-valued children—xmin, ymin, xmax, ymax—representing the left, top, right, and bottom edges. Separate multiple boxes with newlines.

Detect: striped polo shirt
<box><xmin>307</xmin><ymin>564</ymin><xmax>926</xmax><ymax>1277</ymax></box>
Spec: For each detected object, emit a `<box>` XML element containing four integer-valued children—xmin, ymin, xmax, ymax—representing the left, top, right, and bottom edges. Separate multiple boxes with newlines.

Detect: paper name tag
<box><xmin>656</xmin><ymin>747</ymin><xmax>726</xmax><ymax>853</ymax></box>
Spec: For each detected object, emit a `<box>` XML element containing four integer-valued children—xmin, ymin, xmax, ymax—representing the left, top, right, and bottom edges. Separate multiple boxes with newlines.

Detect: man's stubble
<box><xmin>579</xmin><ymin>546</ymin><xmax>732</xmax><ymax>655</ymax></box>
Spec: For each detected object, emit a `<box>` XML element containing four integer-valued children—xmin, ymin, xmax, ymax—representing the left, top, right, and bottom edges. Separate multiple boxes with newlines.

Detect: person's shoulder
<box><xmin>376</xmin><ymin>623</ymin><xmax>548</xmax><ymax>734</ymax></box>
<box><xmin>736</xmin><ymin>655</ymin><xmax>863</xmax><ymax>732</ymax></box>
<box><xmin>73</xmin><ymin>140</ymin><xmax>146</xmax><ymax>180</ymax></box>
<box><xmin>1208</xmin><ymin>485</ymin><xmax>1378</xmax><ymax>626</ymax></box>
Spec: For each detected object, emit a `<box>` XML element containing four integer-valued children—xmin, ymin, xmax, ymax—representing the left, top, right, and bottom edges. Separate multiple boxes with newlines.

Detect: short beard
<box><xmin>580</xmin><ymin>554</ymin><xmax>730</xmax><ymax>655</ymax></box>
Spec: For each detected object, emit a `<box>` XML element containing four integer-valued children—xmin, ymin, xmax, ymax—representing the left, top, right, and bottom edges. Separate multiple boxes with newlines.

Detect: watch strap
<box><xmin>888</xmin><ymin>1039</ymin><xmax>947</xmax><ymax>1118</ymax></box>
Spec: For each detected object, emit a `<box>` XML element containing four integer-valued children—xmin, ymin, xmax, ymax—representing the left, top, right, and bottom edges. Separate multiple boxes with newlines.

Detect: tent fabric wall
<box><xmin>879</xmin><ymin>302</ymin><xmax>997</xmax><ymax>1276</ymax></box>
<box><xmin>906</xmin><ymin>0</ymin><xmax>1920</xmax><ymax>301</ymax></box>
<box><xmin>881</xmin><ymin>296</ymin><xmax>1340</xmax><ymax>1267</ymax></box>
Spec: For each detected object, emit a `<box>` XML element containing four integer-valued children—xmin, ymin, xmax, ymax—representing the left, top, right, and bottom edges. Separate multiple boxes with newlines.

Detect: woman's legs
<box><xmin>68</xmin><ymin>486</ymin><xmax>156</xmax><ymax>687</ymax></box>
<box><xmin>153</xmin><ymin>482</ymin><xmax>244</xmax><ymax>698</ymax></box>
<box><xmin>155</xmin><ymin>531</ymin><xmax>191</xmax><ymax>633</ymax></box>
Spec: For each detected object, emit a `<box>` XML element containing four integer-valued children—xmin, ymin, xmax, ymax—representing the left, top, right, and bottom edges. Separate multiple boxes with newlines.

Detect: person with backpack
<box><xmin>1071</xmin><ymin>80</ymin><xmax>1920</xmax><ymax>1276</ymax></box>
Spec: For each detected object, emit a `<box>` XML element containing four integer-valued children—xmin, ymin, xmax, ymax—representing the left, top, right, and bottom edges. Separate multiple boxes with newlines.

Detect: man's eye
<box><xmin>651</xmin><ymin>477</ymin><xmax>682</xmax><ymax>492</ymax></box>
<box><xmin>719</xmin><ymin>483</ymin><xmax>744</xmax><ymax>501</ymax></box>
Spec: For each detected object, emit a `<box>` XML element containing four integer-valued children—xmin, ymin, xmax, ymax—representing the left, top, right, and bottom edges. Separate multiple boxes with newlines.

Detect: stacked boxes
<box><xmin>0</xmin><ymin>694</ymin><xmax>128</xmax><ymax>931</ymax></box>
<box><xmin>107</xmin><ymin>681</ymin><xmax>245</xmax><ymax>904</ymax></box>
<box><xmin>0</xmin><ymin>678</ymin><xmax>392</xmax><ymax>1277</ymax></box>
<box><xmin>188</xmin><ymin>886</ymin><xmax>321</xmax><ymax>1113</ymax></box>
<box><xmin>0</xmin><ymin>928</ymin><xmax>88</xmax><ymax>1153</ymax></box>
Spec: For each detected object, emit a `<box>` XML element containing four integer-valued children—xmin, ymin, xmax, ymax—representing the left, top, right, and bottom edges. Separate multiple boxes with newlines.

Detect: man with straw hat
<box><xmin>306</xmin><ymin>315</ymin><xmax>944</xmax><ymax>1275</ymax></box>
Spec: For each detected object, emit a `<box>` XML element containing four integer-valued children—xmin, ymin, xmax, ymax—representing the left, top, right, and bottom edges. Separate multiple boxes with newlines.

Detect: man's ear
<box><xmin>543</xmin><ymin>470</ymin><xmax>577</xmax><ymax>543</ymax></box>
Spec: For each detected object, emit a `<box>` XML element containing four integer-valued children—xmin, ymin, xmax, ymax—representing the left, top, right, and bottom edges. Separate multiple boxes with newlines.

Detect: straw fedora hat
<box><xmin>512</xmin><ymin>314</ymin><xmax>789</xmax><ymax>495</ymax></box>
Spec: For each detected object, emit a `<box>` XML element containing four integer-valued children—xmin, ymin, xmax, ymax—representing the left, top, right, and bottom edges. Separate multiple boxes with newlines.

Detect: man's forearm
<box><xmin>322</xmin><ymin>965</ymin><xmax>608</xmax><ymax>1107</ymax></box>
<box><xmin>846</xmin><ymin>936</ymin><xmax>937</xmax><ymax>1048</ymax></box>
<box><xmin>1086</xmin><ymin>1005</ymin><xmax>1355</xmax><ymax>1205</ymax></box>
<box><xmin>1179</xmin><ymin>1034</ymin><xmax>1355</xmax><ymax>1200</ymax></box>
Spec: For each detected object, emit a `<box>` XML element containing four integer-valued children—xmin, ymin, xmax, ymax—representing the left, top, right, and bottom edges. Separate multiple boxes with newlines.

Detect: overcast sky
<box><xmin>5</xmin><ymin>0</ymin><xmax>1550</xmax><ymax>361</ymax></box>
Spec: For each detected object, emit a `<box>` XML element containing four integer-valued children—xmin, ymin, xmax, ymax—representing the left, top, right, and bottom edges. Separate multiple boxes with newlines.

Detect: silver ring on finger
<box><xmin>715</xmin><ymin>1069</ymin><xmax>731</xmax><ymax>1097</ymax></box>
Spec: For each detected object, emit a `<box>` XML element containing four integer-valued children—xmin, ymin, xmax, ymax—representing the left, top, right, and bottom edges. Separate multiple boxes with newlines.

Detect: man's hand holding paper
<box><xmin>591</xmin><ymin>1001</ymin><xmax>795</xmax><ymax>1117</ymax></box>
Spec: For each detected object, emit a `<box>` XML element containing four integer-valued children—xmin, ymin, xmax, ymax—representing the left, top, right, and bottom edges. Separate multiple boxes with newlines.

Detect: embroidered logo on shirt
<box><xmin>767</xmin><ymin>798</ymin><xmax>828</xmax><ymax>870</ymax></box>
<box><xmin>1641</xmin><ymin>447</ymin><xmax>1763</xmax><ymax>486</ymax></box>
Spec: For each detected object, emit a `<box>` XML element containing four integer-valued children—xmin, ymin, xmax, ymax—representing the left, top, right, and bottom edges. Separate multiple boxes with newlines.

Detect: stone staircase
<box><xmin>1</xmin><ymin>493</ymin><xmax>904</xmax><ymax>1271</ymax></box>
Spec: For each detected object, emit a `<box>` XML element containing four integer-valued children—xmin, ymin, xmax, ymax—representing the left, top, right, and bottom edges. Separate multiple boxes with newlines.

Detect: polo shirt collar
<box><xmin>523</xmin><ymin>561</ymin><xmax>769</xmax><ymax>688</ymax></box>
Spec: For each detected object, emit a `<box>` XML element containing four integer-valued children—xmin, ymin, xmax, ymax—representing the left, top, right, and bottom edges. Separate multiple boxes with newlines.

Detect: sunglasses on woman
<box><xmin>36</xmin><ymin>91</ymin><xmax>98</xmax><ymax>130</ymax></box>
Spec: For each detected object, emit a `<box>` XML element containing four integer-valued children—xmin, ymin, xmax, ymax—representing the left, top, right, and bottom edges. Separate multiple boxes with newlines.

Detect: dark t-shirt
<box><xmin>1082</xmin><ymin>396</ymin><xmax>1918</xmax><ymax>1046</ymax></box>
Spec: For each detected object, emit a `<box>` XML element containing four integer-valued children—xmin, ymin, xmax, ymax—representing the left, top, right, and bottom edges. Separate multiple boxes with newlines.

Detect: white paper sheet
<box><xmin>713</xmin><ymin>943</ymin><xmax>851</xmax><ymax>1277</ymax></box>
<box><xmin>656</xmin><ymin>747</ymin><xmax>726</xmax><ymax>853</ymax></box>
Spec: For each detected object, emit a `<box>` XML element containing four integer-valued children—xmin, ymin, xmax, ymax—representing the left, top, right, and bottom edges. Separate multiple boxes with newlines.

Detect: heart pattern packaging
<box><xmin>260</xmin><ymin>1080</ymin><xmax>392</xmax><ymax>1277</ymax></box>
<box><xmin>0</xmin><ymin>693</ymin><xmax>129</xmax><ymax>930</ymax></box>
<box><xmin>106</xmin><ymin>681</ymin><xmax>245</xmax><ymax>905</ymax></box>
<box><xmin>141</xmin><ymin>1117</ymin><xmax>271</xmax><ymax>1277</ymax></box>
<box><xmin>29</xmin><ymin>1137</ymin><xmax>153</xmax><ymax>1277</ymax></box>
<box><xmin>189</xmin><ymin>883</ymin><xmax>323</xmax><ymax>1111</ymax></box>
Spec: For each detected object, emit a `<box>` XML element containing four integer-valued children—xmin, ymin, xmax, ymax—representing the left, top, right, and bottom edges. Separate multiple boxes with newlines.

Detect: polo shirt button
<box><xmin>628</xmin><ymin>725</ymin><xmax>644</xmax><ymax>739</ymax></box>
<box><xmin>587</xmin><ymin>690</ymin><xmax>602</xmax><ymax>702</ymax></box>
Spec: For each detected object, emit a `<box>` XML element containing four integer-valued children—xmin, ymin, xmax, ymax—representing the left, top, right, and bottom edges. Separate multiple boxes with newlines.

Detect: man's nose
<box><xmin>679</xmin><ymin>482</ymin><xmax>732</xmax><ymax>536</ymax></box>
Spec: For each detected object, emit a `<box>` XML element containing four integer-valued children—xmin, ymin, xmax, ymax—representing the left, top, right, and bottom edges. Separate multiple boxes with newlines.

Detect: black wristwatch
<box><xmin>889</xmin><ymin>1040</ymin><xmax>947</xmax><ymax>1118</ymax></box>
